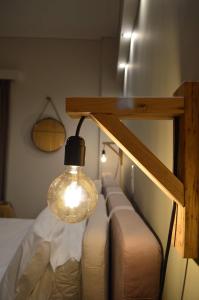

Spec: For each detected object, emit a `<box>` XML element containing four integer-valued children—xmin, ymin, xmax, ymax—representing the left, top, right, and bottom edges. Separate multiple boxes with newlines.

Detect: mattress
<box><xmin>0</xmin><ymin>218</ymin><xmax>33</xmax><ymax>281</ymax></box>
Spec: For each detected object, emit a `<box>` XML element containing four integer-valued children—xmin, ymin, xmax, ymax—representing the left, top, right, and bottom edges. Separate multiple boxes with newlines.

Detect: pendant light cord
<box><xmin>159</xmin><ymin>201</ymin><xmax>177</xmax><ymax>299</ymax></box>
<box><xmin>181</xmin><ymin>259</ymin><xmax>189</xmax><ymax>300</ymax></box>
<box><xmin>75</xmin><ymin>116</ymin><xmax>86</xmax><ymax>136</ymax></box>
<box><xmin>159</xmin><ymin>118</ymin><xmax>183</xmax><ymax>299</ymax></box>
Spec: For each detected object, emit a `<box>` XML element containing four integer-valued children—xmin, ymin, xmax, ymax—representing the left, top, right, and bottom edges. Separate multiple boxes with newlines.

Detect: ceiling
<box><xmin>0</xmin><ymin>0</ymin><xmax>121</xmax><ymax>39</ymax></box>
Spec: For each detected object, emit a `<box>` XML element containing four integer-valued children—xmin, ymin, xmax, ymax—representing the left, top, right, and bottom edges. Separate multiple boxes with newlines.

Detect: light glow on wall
<box><xmin>118</xmin><ymin>62</ymin><xmax>128</xmax><ymax>70</ymax></box>
<box><xmin>131</xmin><ymin>31</ymin><xmax>138</xmax><ymax>43</ymax></box>
<box><xmin>123</xmin><ymin>64</ymin><xmax>129</xmax><ymax>97</ymax></box>
<box><xmin>122</xmin><ymin>31</ymin><xmax>132</xmax><ymax>40</ymax></box>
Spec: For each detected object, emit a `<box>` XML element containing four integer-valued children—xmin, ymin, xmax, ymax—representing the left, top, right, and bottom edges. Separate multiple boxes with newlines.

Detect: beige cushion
<box><xmin>50</xmin><ymin>259</ymin><xmax>81</xmax><ymax>300</ymax></box>
<box><xmin>103</xmin><ymin>186</ymin><xmax>123</xmax><ymax>199</ymax></box>
<box><xmin>107</xmin><ymin>194</ymin><xmax>133</xmax><ymax>213</ymax></box>
<box><xmin>107</xmin><ymin>194</ymin><xmax>161</xmax><ymax>300</ymax></box>
<box><xmin>81</xmin><ymin>195</ymin><xmax>109</xmax><ymax>300</ymax></box>
<box><xmin>101</xmin><ymin>179</ymin><xmax>162</xmax><ymax>299</ymax></box>
<box><xmin>26</xmin><ymin>259</ymin><xmax>81</xmax><ymax>300</ymax></box>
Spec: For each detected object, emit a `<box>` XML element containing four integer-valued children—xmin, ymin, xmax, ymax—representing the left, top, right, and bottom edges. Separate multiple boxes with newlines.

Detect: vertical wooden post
<box><xmin>174</xmin><ymin>82</ymin><xmax>199</xmax><ymax>258</ymax></box>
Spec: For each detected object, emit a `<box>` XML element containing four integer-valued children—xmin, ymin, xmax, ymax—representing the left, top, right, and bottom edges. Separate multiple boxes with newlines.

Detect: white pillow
<box><xmin>20</xmin><ymin>207</ymin><xmax>86</xmax><ymax>274</ymax></box>
<box><xmin>0</xmin><ymin>207</ymin><xmax>86</xmax><ymax>299</ymax></box>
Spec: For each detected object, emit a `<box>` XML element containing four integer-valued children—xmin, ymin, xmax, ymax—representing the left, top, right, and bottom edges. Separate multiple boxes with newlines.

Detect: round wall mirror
<box><xmin>32</xmin><ymin>118</ymin><xmax>66</xmax><ymax>152</ymax></box>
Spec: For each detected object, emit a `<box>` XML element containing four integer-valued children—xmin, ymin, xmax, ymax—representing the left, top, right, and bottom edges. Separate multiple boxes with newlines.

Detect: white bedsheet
<box><xmin>0</xmin><ymin>218</ymin><xmax>33</xmax><ymax>281</ymax></box>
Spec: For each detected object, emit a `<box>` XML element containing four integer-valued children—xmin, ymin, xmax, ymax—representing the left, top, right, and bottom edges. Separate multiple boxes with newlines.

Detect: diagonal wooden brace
<box><xmin>91</xmin><ymin>113</ymin><xmax>184</xmax><ymax>206</ymax></box>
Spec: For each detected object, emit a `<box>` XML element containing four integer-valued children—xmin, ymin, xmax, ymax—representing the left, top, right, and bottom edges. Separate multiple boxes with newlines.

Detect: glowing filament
<box><xmin>63</xmin><ymin>181</ymin><xmax>86</xmax><ymax>208</ymax></box>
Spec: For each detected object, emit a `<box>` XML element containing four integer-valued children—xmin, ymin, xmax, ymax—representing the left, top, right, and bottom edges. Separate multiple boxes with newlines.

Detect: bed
<box><xmin>0</xmin><ymin>218</ymin><xmax>34</xmax><ymax>282</ymax></box>
<box><xmin>0</xmin><ymin>194</ymin><xmax>109</xmax><ymax>300</ymax></box>
<box><xmin>0</xmin><ymin>176</ymin><xmax>161</xmax><ymax>300</ymax></box>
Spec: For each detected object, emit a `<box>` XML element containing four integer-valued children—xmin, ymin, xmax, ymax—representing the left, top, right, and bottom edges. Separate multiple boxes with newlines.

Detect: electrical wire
<box><xmin>75</xmin><ymin>116</ymin><xmax>86</xmax><ymax>136</ymax></box>
<box><xmin>158</xmin><ymin>118</ymin><xmax>180</xmax><ymax>299</ymax></box>
<box><xmin>181</xmin><ymin>259</ymin><xmax>189</xmax><ymax>300</ymax></box>
<box><xmin>159</xmin><ymin>201</ymin><xmax>177</xmax><ymax>299</ymax></box>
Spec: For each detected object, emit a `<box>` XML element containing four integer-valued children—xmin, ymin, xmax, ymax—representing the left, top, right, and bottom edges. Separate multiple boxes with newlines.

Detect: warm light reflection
<box><xmin>63</xmin><ymin>181</ymin><xmax>86</xmax><ymax>208</ymax></box>
<box><xmin>47</xmin><ymin>166</ymin><xmax>98</xmax><ymax>223</ymax></box>
<box><xmin>122</xmin><ymin>31</ymin><xmax>132</xmax><ymax>40</ymax></box>
<box><xmin>70</xmin><ymin>165</ymin><xmax>78</xmax><ymax>174</ymax></box>
<box><xmin>118</xmin><ymin>62</ymin><xmax>128</xmax><ymax>69</ymax></box>
<box><xmin>131</xmin><ymin>31</ymin><xmax>138</xmax><ymax>43</ymax></box>
<box><xmin>123</xmin><ymin>63</ymin><xmax>129</xmax><ymax>96</ymax></box>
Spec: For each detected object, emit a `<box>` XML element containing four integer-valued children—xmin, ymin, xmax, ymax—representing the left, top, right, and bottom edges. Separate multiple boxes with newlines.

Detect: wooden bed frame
<box><xmin>66</xmin><ymin>82</ymin><xmax>199</xmax><ymax>259</ymax></box>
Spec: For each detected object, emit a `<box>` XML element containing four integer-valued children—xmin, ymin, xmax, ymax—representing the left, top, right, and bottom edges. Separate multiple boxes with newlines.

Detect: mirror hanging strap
<box><xmin>36</xmin><ymin>96</ymin><xmax>63</xmax><ymax>123</ymax></box>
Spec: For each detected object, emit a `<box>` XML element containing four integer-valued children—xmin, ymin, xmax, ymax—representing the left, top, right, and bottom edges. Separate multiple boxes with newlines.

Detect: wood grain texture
<box><xmin>91</xmin><ymin>113</ymin><xmax>184</xmax><ymax>206</ymax></box>
<box><xmin>66</xmin><ymin>97</ymin><xmax>184</xmax><ymax>119</ymax></box>
<box><xmin>172</xmin><ymin>117</ymin><xmax>185</xmax><ymax>256</ymax></box>
<box><xmin>174</xmin><ymin>82</ymin><xmax>199</xmax><ymax>258</ymax></box>
<box><xmin>0</xmin><ymin>202</ymin><xmax>16</xmax><ymax>218</ymax></box>
<box><xmin>32</xmin><ymin>118</ymin><xmax>66</xmax><ymax>152</ymax></box>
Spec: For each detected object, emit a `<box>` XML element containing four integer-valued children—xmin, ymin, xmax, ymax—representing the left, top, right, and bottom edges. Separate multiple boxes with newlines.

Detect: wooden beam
<box><xmin>65</xmin><ymin>82</ymin><xmax>199</xmax><ymax>258</ymax></box>
<box><xmin>173</xmin><ymin>82</ymin><xmax>199</xmax><ymax>258</ymax></box>
<box><xmin>66</xmin><ymin>97</ymin><xmax>184</xmax><ymax>119</ymax></box>
<box><xmin>91</xmin><ymin>113</ymin><xmax>184</xmax><ymax>206</ymax></box>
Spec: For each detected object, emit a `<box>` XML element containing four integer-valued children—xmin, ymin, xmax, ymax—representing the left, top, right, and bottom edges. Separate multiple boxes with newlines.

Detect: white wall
<box><xmin>0</xmin><ymin>37</ymin><xmax>120</xmax><ymax>218</ymax></box>
<box><xmin>99</xmin><ymin>38</ymin><xmax>122</xmax><ymax>182</ymax></box>
<box><xmin>123</xmin><ymin>0</ymin><xmax>199</xmax><ymax>299</ymax></box>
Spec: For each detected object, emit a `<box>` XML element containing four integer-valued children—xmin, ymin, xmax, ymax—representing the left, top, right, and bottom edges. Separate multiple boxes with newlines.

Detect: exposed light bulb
<box><xmin>122</xmin><ymin>31</ymin><xmax>132</xmax><ymax>40</ymax></box>
<box><xmin>48</xmin><ymin>165</ymin><xmax>98</xmax><ymax>223</ymax></box>
<box><xmin>101</xmin><ymin>154</ymin><xmax>107</xmax><ymax>163</ymax></box>
<box><xmin>63</xmin><ymin>181</ymin><xmax>85</xmax><ymax>209</ymax></box>
<box><xmin>101</xmin><ymin>149</ymin><xmax>107</xmax><ymax>163</ymax></box>
<box><xmin>47</xmin><ymin>129</ymin><xmax>98</xmax><ymax>224</ymax></box>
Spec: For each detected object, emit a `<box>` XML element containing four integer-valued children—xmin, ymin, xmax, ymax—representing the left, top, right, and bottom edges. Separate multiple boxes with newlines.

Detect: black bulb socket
<box><xmin>64</xmin><ymin>136</ymin><xmax>85</xmax><ymax>166</ymax></box>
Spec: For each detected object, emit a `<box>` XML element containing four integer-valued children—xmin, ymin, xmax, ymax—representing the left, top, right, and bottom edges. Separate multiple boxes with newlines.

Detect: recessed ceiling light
<box><xmin>122</xmin><ymin>31</ymin><xmax>132</xmax><ymax>40</ymax></box>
